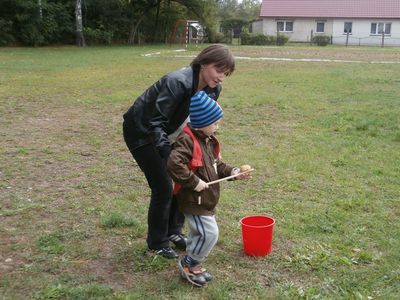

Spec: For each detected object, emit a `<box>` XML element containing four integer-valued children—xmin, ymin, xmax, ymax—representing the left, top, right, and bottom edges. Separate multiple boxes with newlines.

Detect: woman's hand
<box><xmin>158</xmin><ymin>145</ymin><xmax>171</xmax><ymax>159</ymax></box>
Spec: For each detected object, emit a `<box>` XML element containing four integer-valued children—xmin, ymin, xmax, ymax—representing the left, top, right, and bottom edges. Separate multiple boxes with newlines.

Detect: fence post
<box><xmin>310</xmin><ymin>29</ymin><xmax>313</xmax><ymax>44</ymax></box>
<box><xmin>185</xmin><ymin>21</ymin><xmax>189</xmax><ymax>48</ymax></box>
<box><xmin>331</xmin><ymin>34</ymin><xmax>333</xmax><ymax>44</ymax></box>
<box><xmin>346</xmin><ymin>31</ymin><xmax>349</xmax><ymax>47</ymax></box>
<box><xmin>277</xmin><ymin>28</ymin><xmax>279</xmax><ymax>45</ymax></box>
<box><xmin>381</xmin><ymin>32</ymin><xmax>385</xmax><ymax>48</ymax></box>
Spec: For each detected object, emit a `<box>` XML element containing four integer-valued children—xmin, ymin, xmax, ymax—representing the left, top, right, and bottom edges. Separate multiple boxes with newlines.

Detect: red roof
<box><xmin>260</xmin><ymin>0</ymin><xmax>400</xmax><ymax>19</ymax></box>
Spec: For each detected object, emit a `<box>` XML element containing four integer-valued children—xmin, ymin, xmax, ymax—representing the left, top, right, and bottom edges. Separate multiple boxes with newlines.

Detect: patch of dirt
<box><xmin>0</xmin><ymin>234</ymin><xmax>28</xmax><ymax>277</ymax></box>
<box><xmin>0</xmin><ymin>91</ymin><xmax>137</xmax><ymax>293</ymax></box>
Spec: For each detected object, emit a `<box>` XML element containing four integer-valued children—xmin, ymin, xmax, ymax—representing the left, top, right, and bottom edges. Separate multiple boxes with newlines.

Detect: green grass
<box><xmin>101</xmin><ymin>212</ymin><xmax>139</xmax><ymax>229</ymax></box>
<box><xmin>0</xmin><ymin>44</ymin><xmax>399</xmax><ymax>299</ymax></box>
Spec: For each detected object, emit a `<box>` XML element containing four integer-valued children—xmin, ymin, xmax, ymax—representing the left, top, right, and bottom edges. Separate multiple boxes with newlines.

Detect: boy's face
<box><xmin>199</xmin><ymin>120</ymin><xmax>220</xmax><ymax>136</ymax></box>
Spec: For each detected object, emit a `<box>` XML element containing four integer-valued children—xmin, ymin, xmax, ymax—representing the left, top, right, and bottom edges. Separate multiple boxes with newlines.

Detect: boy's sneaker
<box><xmin>202</xmin><ymin>270</ymin><xmax>213</xmax><ymax>282</ymax></box>
<box><xmin>151</xmin><ymin>247</ymin><xmax>178</xmax><ymax>259</ymax></box>
<box><xmin>178</xmin><ymin>258</ymin><xmax>207</xmax><ymax>287</ymax></box>
<box><xmin>168</xmin><ymin>234</ymin><xmax>187</xmax><ymax>251</ymax></box>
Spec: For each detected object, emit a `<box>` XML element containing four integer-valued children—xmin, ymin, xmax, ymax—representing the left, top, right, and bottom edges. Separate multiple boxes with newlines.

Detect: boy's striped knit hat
<box><xmin>190</xmin><ymin>91</ymin><xmax>224</xmax><ymax>128</ymax></box>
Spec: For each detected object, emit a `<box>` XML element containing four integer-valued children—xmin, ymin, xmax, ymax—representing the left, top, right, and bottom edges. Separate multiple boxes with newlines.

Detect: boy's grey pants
<box><xmin>184</xmin><ymin>214</ymin><xmax>219</xmax><ymax>262</ymax></box>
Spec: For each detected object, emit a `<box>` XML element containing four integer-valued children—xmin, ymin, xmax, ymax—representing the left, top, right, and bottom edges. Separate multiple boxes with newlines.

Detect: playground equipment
<box><xmin>169</xmin><ymin>19</ymin><xmax>206</xmax><ymax>47</ymax></box>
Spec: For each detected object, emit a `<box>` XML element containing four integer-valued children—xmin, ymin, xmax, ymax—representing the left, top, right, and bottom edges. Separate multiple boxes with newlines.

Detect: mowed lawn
<box><xmin>0</xmin><ymin>45</ymin><xmax>399</xmax><ymax>299</ymax></box>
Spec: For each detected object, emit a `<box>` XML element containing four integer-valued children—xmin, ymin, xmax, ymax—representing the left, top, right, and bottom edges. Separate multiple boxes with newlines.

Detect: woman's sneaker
<box><xmin>178</xmin><ymin>258</ymin><xmax>207</xmax><ymax>287</ymax></box>
<box><xmin>168</xmin><ymin>234</ymin><xmax>187</xmax><ymax>251</ymax></box>
<box><xmin>151</xmin><ymin>247</ymin><xmax>178</xmax><ymax>259</ymax></box>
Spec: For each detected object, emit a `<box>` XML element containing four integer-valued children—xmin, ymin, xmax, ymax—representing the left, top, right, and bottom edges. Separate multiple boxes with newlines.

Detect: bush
<box><xmin>211</xmin><ymin>32</ymin><xmax>226</xmax><ymax>43</ymax></box>
<box><xmin>0</xmin><ymin>19</ymin><xmax>15</xmax><ymax>46</ymax></box>
<box><xmin>276</xmin><ymin>34</ymin><xmax>289</xmax><ymax>46</ymax></box>
<box><xmin>240</xmin><ymin>32</ymin><xmax>277</xmax><ymax>45</ymax></box>
<box><xmin>240</xmin><ymin>32</ymin><xmax>251</xmax><ymax>44</ymax></box>
<box><xmin>248</xmin><ymin>33</ymin><xmax>265</xmax><ymax>45</ymax></box>
<box><xmin>41</xmin><ymin>2</ymin><xmax>74</xmax><ymax>44</ymax></box>
<box><xmin>312</xmin><ymin>35</ymin><xmax>331</xmax><ymax>46</ymax></box>
<box><xmin>83</xmin><ymin>27</ymin><xmax>113</xmax><ymax>45</ymax></box>
<box><xmin>19</xmin><ymin>23</ymin><xmax>45</xmax><ymax>46</ymax></box>
<box><xmin>0</xmin><ymin>1</ymin><xmax>74</xmax><ymax>46</ymax></box>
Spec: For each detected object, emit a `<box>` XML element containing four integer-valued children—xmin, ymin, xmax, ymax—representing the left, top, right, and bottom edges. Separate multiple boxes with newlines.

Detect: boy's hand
<box><xmin>237</xmin><ymin>165</ymin><xmax>252</xmax><ymax>180</ymax></box>
<box><xmin>194</xmin><ymin>179</ymin><xmax>209</xmax><ymax>192</ymax></box>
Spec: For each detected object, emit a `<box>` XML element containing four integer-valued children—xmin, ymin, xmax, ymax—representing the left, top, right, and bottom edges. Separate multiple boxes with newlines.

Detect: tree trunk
<box><xmin>38</xmin><ymin>0</ymin><xmax>43</xmax><ymax>19</ymax></box>
<box><xmin>163</xmin><ymin>0</ymin><xmax>171</xmax><ymax>44</ymax></box>
<box><xmin>128</xmin><ymin>15</ymin><xmax>145</xmax><ymax>45</ymax></box>
<box><xmin>154</xmin><ymin>0</ymin><xmax>160</xmax><ymax>43</ymax></box>
<box><xmin>75</xmin><ymin>0</ymin><xmax>86</xmax><ymax>47</ymax></box>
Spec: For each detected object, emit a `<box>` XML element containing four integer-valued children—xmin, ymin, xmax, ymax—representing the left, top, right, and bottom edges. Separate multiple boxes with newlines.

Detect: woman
<box><xmin>123</xmin><ymin>44</ymin><xmax>235</xmax><ymax>259</ymax></box>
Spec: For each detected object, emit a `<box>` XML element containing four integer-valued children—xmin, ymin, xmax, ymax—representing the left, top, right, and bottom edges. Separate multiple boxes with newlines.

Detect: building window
<box><xmin>277</xmin><ymin>21</ymin><xmax>293</xmax><ymax>32</ymax></box>
<box><xmin>344</xmin><ymin>22</ymin><xmax>352</xmax><ymax>34</ymax></box>
<box><xmin>371</xmin><ymin>22</ymin><xmax>391</xmax><ymax>35</ymax></box>
<box><xmin>316</xmin><ymin>22</ymin><xmax>325</xmax><ymax>33</ymax></box>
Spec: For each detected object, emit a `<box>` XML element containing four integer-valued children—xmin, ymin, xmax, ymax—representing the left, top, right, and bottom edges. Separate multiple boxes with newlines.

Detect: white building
<box><xmin>253</xmin><ymin>0</ymin><xmax>400</xmax><ymax>46</ymax></box>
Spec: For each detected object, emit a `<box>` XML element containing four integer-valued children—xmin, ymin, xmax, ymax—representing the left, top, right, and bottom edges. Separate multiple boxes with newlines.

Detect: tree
<box><xmin>217</xmin><ymin>0</ymin><xmax>239</xmax><ymax>21</ymax></box>
<box><xmin>0</xmin><ymin>0</ymin><xmax>258</xmax><ymax>46</ymax></box>
<box><xmin>220</xmin><ymin>18</ymin><xmax>249</xmax><ymax>38</ymax></box>
<box><xmin>75</xmin><ymin>0</ymin><xmax>85</xmax><ymax>46</ymax></box>
<box><xmin>217</xmin><ymin>0</ymin><xmax>260</xmax><ymax>38</ymax></box>
<box><xmin>238</xmin><ymin>0</ymin><xmax>261</xmax><ymax>22</ymax></box>
<box><xmin>125</xmin><ymin>0</ymin><xmax>161</xmax><ymax>44</ymax></box>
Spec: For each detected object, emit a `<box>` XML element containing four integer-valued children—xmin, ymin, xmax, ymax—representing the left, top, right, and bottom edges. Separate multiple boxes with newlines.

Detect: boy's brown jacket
<box><xmin>167</xmin><ymin>125</ymin><xmax>234</xmax><ymax>216</ymax></box>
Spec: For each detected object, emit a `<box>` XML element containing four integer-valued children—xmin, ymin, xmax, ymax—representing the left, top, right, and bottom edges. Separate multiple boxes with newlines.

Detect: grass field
<box><xmin>1</xmin><ymin>44</ymin><xmax>399</xmax><ymax>299</ymax></box>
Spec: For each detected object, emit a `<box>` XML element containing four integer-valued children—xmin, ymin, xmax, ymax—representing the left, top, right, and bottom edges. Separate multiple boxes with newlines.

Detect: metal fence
<box><xmin>331</xmin><ymin>32</ymin><xmax>400</xmax><ymax>47</ymax></box>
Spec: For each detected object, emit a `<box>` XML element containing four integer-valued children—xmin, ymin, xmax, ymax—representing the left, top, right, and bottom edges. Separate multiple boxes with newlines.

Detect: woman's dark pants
<box><xmin>125</xmin><ymin>142</ymin><xmax>184</xmax><ymax>250</ymax></box>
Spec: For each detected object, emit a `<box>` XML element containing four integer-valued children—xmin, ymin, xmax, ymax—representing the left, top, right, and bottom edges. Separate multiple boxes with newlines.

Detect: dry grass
<box><xmin>1</xmin><ymin>44</ymin><xmax>399</xmax><ymax>299</ymax></box>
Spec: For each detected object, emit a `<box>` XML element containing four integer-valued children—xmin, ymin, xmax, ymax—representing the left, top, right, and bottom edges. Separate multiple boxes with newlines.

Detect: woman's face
<box><xmin>199</xmin><ymin>64</ymin><xmax>229</xmax><ymax>89</ymax></box>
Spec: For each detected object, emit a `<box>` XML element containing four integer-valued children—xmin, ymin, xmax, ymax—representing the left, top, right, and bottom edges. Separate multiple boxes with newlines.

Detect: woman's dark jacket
<box><xmin>123</xmin><ymin>66</ymin><xmax>221</xmax><ymax>151</ymax></box>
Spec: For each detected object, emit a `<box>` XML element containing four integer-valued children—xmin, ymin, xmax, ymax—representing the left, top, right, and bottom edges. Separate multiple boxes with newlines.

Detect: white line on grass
<box><xmin>142</xmin><ymin>50</ymin><xmax>400</xmax><ymax>64</ymax></box>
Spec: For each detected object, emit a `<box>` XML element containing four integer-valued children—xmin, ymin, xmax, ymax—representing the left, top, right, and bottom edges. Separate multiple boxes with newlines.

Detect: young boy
<box><xmin>167</xmin><ymin>91</ymin><xmax>251</xmax><ymax>287</ymax></box>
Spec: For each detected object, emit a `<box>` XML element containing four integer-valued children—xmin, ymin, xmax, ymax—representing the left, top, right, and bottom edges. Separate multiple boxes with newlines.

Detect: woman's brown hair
<box><xmin>191</xmin><ymin>44</ymin><xmax>235</xmax><ymax>76</ymax></box>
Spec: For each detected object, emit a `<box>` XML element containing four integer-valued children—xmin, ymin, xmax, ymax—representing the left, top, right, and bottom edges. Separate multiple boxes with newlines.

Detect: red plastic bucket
<box><xmin>240</xmin><ymin>215</ymin><xmax>275</xmax><ymax>256</ymax></box>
